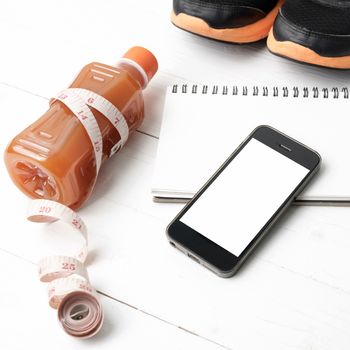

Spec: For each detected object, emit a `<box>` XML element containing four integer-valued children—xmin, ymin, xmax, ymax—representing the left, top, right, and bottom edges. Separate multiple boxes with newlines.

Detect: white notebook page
<box><xmin>152</xmin><ymin>85</ymin><xmax>349</xmax><ymax>201</ymax></box>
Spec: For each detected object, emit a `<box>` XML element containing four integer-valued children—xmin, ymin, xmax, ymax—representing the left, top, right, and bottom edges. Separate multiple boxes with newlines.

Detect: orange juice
<box><xmin>4</xmin><ymin>47</ymin><xmax>158</xmax><ymax>210</ymax></box>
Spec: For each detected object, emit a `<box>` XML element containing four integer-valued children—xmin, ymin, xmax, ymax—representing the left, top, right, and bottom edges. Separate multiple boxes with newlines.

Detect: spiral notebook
<box><xmin>152</xmin><ymin>84</ymin><xmax>350</xmax><ymax>204</ymax></box>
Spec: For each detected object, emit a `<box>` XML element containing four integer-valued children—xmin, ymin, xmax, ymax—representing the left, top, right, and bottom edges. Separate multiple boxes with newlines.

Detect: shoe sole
<box><xmin>171</xmin><ymin>0</ymin><xmax>284</xmax><ymax>44</ymax></box>
<box><xmin>267</xmin><ymin>30</ymin><xmax>350</xmax><ymax>69</ymax></box>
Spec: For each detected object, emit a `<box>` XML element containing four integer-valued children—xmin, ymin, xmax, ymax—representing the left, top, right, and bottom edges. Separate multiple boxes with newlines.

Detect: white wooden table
<box><xmin>1</xmin><ymin>1</ymin><xmax>350</xmax><ymax>349</ymax></box>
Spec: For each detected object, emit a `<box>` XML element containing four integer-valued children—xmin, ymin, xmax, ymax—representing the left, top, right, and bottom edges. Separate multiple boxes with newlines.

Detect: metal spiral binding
<box><xmin>171</xmin><ymin>84</ymin><xmax>349</xmax><ymax>99</ymax></box>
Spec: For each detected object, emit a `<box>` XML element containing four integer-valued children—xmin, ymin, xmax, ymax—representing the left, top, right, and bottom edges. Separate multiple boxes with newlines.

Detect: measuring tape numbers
<box><xmin>23</xmin><ymin>87</ymin><xmax>130</xmax><ymax>337</ymax></box>
<box><xmin>28</xmin><ymin>200</ymin><xmax>103</xmax><ymax>338</ymax></box>
<box><xmin>51</xmin><ymin>87</ymin><xmax>130</xmax><ymax>173</ymax></box>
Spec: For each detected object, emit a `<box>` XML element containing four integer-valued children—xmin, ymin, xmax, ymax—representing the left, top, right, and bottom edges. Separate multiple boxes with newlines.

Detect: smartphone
<box><xmin>166</xmin><ymin>125</ymin><xmax>321</xmax><ymax>277</ymax></box>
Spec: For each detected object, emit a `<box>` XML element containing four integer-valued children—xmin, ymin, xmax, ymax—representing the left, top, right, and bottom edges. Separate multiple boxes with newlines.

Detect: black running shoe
<box><xmin>267</xmin><ymin>0</ymin><xmax>350</xmax><ymax>69</ymax></box>
<box><xmin>172</xmin><ymin>0</ymin><xmax>283</xmax><ymax>43</ymax></box>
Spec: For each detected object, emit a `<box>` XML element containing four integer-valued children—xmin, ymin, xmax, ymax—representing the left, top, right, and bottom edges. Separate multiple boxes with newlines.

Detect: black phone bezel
<box><xmin>166</xmin><ymin>125</ymin><xmax>321</xmax><ymax>277</ymax></box>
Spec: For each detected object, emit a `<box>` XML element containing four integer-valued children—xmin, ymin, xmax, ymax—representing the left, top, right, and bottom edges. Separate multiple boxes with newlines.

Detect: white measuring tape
<box><xmin>28</xmin><ymin>199</ymin><xmax>103</xmax><ymax>338</ymax></box>
<box><xmin>51</xmin><ymin>87</ymin><xmax>130</xmax><ymax>172</ymax></box>
<box><xmin>25</xmin><ymin>88</ymin><xmax>129</xmax><ymax>337</ymax></box>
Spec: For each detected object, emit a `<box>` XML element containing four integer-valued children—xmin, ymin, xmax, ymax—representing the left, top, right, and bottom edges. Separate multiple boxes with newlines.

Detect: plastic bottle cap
<box><xmin>122</xmin><ymin>46</ymin><xmax>158</xmax><ymax>85</ymax></box>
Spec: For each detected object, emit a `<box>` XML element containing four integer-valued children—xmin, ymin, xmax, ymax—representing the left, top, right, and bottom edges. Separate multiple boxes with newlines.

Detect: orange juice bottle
<box><xmin>4</xmin><ymin>47</ymin><xmax>158</xmax><ymax>210</ymax></box>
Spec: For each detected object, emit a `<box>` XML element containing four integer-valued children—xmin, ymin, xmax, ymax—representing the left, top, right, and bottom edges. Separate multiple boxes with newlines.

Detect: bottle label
<box><xmin>27</xmin><ymin>199</ymin><xmax>104</xmax><ymax>338</ymax></box>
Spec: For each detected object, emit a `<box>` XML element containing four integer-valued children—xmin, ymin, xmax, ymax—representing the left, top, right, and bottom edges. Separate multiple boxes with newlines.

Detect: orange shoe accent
<box><xmin>267</xmin><ymin>30</ymin><xmax>350</xmax><ymax>69</ymax></box>
<box><xmin>171</xmin><ymin>0</ymin><xmax>284</xmax><ymax>43</ymax></box>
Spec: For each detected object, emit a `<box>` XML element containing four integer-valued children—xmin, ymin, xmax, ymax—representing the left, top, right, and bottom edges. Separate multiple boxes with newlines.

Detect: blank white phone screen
<box><xmin>181</xmin><ymin>138</ymin><xmax>309</xmax><ymax>256</ymax></box>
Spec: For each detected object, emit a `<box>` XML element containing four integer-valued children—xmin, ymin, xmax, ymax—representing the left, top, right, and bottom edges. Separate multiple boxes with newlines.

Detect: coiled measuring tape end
<box><xmin>58</xmin><ymin>290</ymin><xmax>104</xmax><ymax>338</ymax></box>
